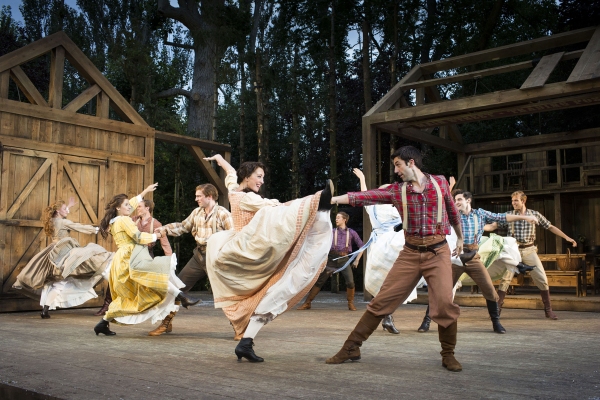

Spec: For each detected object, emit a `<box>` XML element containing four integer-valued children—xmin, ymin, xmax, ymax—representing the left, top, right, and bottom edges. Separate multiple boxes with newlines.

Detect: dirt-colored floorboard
<box><xmin>0</xmin><ymin>292</ymin><xmax>599</xmax><ymax>399</ymax></box>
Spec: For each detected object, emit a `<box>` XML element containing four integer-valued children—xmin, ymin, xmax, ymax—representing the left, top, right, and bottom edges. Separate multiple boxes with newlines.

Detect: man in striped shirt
<box><xmin>325</xmin><ymin>146</ymin><xmax>465</xmax><ymax>372</ymax></box>
<box><xmin>416</xmin><ymin>189</ymin><xmax>537</xmax><ymax>335</ymax></box>
<box><xmin>495</xmin><ymin>191</ymin><xmax>577</xmax><ymax>320</ymax></box>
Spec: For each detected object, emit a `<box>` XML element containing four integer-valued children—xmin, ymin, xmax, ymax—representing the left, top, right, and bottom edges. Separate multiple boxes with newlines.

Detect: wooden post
<box><xmin>554</xmin><ymin>193</ymin><xmax>562</xmax><ymax>254</ymax></box>
<box><xmin>219</xmin><ymin>151</ymin><xmax>231</xmax><ymax>209</ymax></box>
<box><xmin>49</xmin><ymin>46</ymin><xmax>65</xmax><ymax>108</ymax></box>
<box><xmin>0</xmin><ymin>71</ymin><xmax>9</xmax><ymax>99</ymax></box>
<box><xmin>556</xmin><ymin>149</ymin><xmax>562</xmax><ymax>188</ymax></box>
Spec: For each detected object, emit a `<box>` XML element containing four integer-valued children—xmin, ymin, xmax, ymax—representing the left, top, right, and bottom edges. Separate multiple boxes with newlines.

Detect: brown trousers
<box><xmin>367</xmin><ymin>234</ymin><xmax>460</xmax><ymax>328</ymax></box>
<box><xmin>178</xmin><ymin>247</ymin><xmax>207</xmax><ymax>293</ymax></box>
<box><xmin>452</xmin><ymin>253</ymin><xmax>499</xmax><ymax>302</ymax></box>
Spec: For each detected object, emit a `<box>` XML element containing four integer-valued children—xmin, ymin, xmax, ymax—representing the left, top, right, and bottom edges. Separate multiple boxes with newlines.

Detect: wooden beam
<box><xmin>365</xmin><ymin>65</ymin><xmax>422</xmax><ymax>116</ymax></box>
<box><xmin>187</xmin><ymin>145</ymin><xmax>228</xmax><ymax>198</ymax></box>
<box><xmin>0</xmin><ymin>134</ymin><xmax>147</xmax><ymax>165</ymax></box>
<box><xmin>454</xmin><ymin>155</ymin><xmax>472</xmax><ymax>188</ymax></box>
<box><xmin>61</xmin><ymin>158</ymin><xmax>99</xmax><ymax>222</ymax></box>
<box><xmin>59</xmin><ymin>34</ymin><xmax>149</xmax><ymax>127</ymax></box>
<box><xmin>424</xmin><ymin>86</ymin><xmax>463</xmax><ymax>143</ymax></box>
<box><xmin>554</xmin><ymin>193</ymin><xmax>562</xmax><ymax>254</ymax></box>
<box><xmin>155</xmin><ymin>130</ymin><xmax>231</xmax><ymax>153</ymax></box>
<box><xmin>410</xmin><ymin>92</ymin><xmax>600</xmax><ymax>129</ymax></box>
<box><xmin>0</xmin><ymin>98</ymin><xmax>153</xmax><ymax>137</ymax></box>
<box><xmin>568</xmin><ymin>26</ymin><xmax>600</xmax><ymax>83</ymax></box>
<box><xmin>362</xmin><ymin>116</ymin><xmax>376</xmax><ymax>301</ymax></box>
<box><xmin>0</xmin><ymin>70</ymin><xmax>9</xmax><ymax>98</ymax></box>
<box><xmin>520</xmin><ymin>52</ymin><xmax>565</xmax><ymax>89</ymax></box>
<box><xmin>370</xmin><ymin>79</ymin><xmax>600</xmax><ymax>126</ymax></box>
<box><xmin>377</xmin><ymin>124</ymin><xmax>464</xmax><ymax>153</ymax></box>
<box><xmin>49</xmin><ymin>46</ymin><xmax>65</xmax><ymax>108</ymax></box>
<box><xmin>6</xmin><ymin>158</ymin><xmax>53</xmax><ymax>219</ymax></box>
<box><xmin>10</xmin><ymin>66</ymin><xmax>48</xmax><ymax>107</ymax></box>
<box><xmin>419</xmin><ymin>26</ymin><xmax>596</xmax><ymax>74</ymax></box>
<box><xmin>96</xmin><ymin>91</ymin><xmax>110</xmax><ymax>118</ymax></box>
<box><xmin>218</xmin><ymin>152</ymin><xmax>230</xmax><ymax>209</ymax></box>
<box><xmin>63</xmin><ymin>84</ymin><xmax>101</xmax><ymax>113</ymax></box>
<box><xmin>0</xmin><ymin>32</ymin><xmax>64</xmax><ymax>73</ymax></box>
<box><xmin>464</xmin><ymin>127</ymin><xmax>600</xmax><ymax>155</ymax></box>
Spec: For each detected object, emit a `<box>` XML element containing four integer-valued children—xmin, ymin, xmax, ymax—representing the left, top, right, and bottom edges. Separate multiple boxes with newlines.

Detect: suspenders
<box><xmin>401</xmin><ymin>176</ymin><xmax>443</xmax><ymax>233</ymax></box>
<box><xmin>333</xmin><ymin>228</ymin><xmax>350</xmax><ymax>249</ymax></box>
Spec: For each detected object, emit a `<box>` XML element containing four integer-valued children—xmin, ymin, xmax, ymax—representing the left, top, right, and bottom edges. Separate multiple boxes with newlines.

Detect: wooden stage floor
<box><xmin>0</xmin><ymin>291</ymin><xmax>599</xmax><ymax>399</ymax></box>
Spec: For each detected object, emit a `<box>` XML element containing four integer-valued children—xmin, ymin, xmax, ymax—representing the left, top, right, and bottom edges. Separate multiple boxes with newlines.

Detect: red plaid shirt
<box><xmin>347</xmin><ymin>174</ymin><xmax>460</xmax><ymax>237</ymax></box>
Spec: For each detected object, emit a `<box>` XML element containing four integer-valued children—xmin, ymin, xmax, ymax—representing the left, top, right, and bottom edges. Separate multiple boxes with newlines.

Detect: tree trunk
<box><xmin>255</xmin><ymin>49</ymin><xmax>270</xmax><ymax>196</ymax></box>
<box><xmin>187</xmin><ymin>43</ymin><xmax>217</xmax><ymax>139</ymax></box>
<box><xmin>328</xmin><ymin>1</ymin><xmax>337</xmax><ymax>193</ymax></box>
<box><xmin>390</xmin><ymin>1</ymin><xmax>399</xmax><ymax>182</ymax></box>
<box><xmin>238</xmin><ymin>43</ymin><xmax>247</xmax><ymax>163</ymax></box>
<box><xmin>362</xmin><ymin>18</ymin><xmax>372</xmax><ymax>111</ymax></box>
<box><xmin>291</xmin><ymin>46</ymin><xmax>300</xmax><ymax>199</ymax></box>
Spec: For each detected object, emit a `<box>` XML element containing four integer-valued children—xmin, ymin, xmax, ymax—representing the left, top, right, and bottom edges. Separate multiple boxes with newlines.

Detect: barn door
<box><xmin>0</xmin><ymin>147</ymin><xmax>107</xmax><ymax>312</ymax></box>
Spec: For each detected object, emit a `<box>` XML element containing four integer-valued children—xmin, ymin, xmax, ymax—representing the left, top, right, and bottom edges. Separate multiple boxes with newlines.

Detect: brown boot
<box><xmin>326</xmin><ymin>311</ymin><xmax>382</xmax><ymax>364</ymax></box>
<box><xmin>439</xmin><ymin>321</ymin><xmax>462</xmax><ymax>372</ymax></box>
<box><xmin>94</xmin><ymin>287</ymin><xmax>112</xmax><ymax>316</ymax></box>
<box><xmin>540</xmin><ymin>290</ymin><xmax>558</xmax><ymax>320</ymax></box>
<box><xmin>497</xmin><ymin>290</ymin><xmax>506</xmax><ymax>316</ymax></box>
<box><xmin>148</xmin><ymin>312</ymin><xmax>176</xmax><ymax>336</ymax></box>
<box><xmin>347</xmin><ymin>287</ymin><xmax>357</xmax><ymax>311</ymax></box>
<box><xmin>297</xmin><ymin>286</ymin><xmax>321</xmax><ymax>310</ymax></box>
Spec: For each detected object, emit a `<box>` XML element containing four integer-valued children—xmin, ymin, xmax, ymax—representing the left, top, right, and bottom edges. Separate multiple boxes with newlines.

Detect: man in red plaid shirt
<box><xmin>325</xmin><ymin>146</ymin><xmax>465</xmax><ymax>372</ymax></box>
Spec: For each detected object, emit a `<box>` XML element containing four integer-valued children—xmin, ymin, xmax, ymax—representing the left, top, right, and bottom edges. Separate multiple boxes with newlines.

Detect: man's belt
<box><xmin>330</xmin><ymin>251</ymin><xmax>349</xmax><ymax>257</ymax></box>
<box><xmin>405</xmin><ymin>239</ymin><xmax>447</xmax><ymax>255</ymax></box>
<box><xmin>518</xmin><ymin>243</ymin><xmax>535</xmax><ymax>249</ymax></box>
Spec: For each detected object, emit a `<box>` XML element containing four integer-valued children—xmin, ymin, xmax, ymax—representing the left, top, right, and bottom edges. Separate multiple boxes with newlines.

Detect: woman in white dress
<box><xmin>12</xmin><ymin>198</ymin><xmax>113</xmax><ymax>319</ymax></box>
<box><xmin>204</xmin><ymin>155</ymin><xmax>333</xmax><ymax>362</ymax></box>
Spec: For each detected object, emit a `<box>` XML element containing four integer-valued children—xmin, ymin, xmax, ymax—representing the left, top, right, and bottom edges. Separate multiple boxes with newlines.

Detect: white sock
<box><xmin>243</xmin><ymin>318</ymin><xmax>265</xmax><ymax>339</ymax></box>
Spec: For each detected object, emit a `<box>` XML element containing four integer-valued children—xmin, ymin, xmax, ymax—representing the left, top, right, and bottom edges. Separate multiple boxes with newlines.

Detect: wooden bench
<box><xmin>488</xmin><ymin>270</ymin><xmax>582</xmax><ymax>296</ymax></box>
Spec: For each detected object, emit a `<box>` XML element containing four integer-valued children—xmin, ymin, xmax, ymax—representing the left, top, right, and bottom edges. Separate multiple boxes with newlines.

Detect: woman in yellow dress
<box><xmin>204</xmin><ymin>155</ymin><xmax>333</xmax><ymax>362</ymax></box>
<box><xmin>94</xmin><ymin>184</ymin><xmax>198</xmax><ymax>336</ymax></box>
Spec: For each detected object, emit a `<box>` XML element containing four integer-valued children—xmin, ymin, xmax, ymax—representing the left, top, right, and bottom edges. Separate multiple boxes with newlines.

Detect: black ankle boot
<box><xmin>418</xmin><ymin>306</ymin><xmax>431</xmax><ymax>332</ymax></box>
<box><xmin>486</xmin><ymin>300</ymin><xmax>506</xmax><ymax>334</ymax></box>
<box><xmin>516</xmin><ymin>262</ymin><xmax>535</xmax><ymax>274</ymax></box>
<box><xmin>94</xmin><ymin>318</ymin><xmax>116</xmax><ymax>336</ymax></box>
<box><xmin>317</xmin><ymin>179</ymin><xmax>334</xmax><ymax>211</ymax></box>
<box><xmin>40</xmin><ymin>305</ymin><xmax>50</xmax><ymax>319</ymax></box>
<box><xmin>176</xmin><ymin>292</ymin><xmax>201</xmax><ymax>309</ymax></box>
<box><xmin>235</xmin><ymin>338</ymin><xmax>264</xmax><ymax>362</ymax></box>
<box><xmin>381</xmin><ymin>315</ymin><xmax>399</xmax><ymax>334</ymax></box>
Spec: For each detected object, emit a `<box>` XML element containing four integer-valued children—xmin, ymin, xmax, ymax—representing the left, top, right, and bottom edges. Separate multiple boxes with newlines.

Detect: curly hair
<box><xmin>99</xmin><ymin>194</ymin><xmax>128</xmax><ymax>239</ymax></box>
<box><xmin>41</xmin><ymin>200</ymin><xmax>66</xmax><ymax>237</ymax></box>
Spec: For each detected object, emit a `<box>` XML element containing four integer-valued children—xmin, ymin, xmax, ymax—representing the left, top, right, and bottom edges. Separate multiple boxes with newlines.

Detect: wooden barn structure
<box><xmin>362</xmin><ymin>26</ymin><xmax>600</xmax><ymax>298</ymax></box>
<box><xmin>0</xmin><ymin>32</ymin><xmax>231</xmax><ymax>312</ymax></box>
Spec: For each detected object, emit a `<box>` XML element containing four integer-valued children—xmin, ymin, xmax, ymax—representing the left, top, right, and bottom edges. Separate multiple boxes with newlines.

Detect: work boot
<box><xmin>297</xmin><ymin>286</ymin><xmax>321</xmax><ymax>310</ymax></box>
<box><xmin>40</xmin><ymin>305</ymin><xmax>51</xmax><ymax>319</ymax></box>
<box><xmin>346</xmin><ymin>287</ymin><xmax>357</xmax><ymax>311</ymax></box>
<box><xmin>540</xmin><ymin>290</ymin><xmax>558</xmax><ymax>320</ymax></box>
<box><xmin>486</xmin><ymin>300</ymin><xmax>506</xmax><ymax>334</ymax></box>
<box><xmin>418</xmin><ymin>306</ymin><xmax>431</xmax><ymax>332</ymax></box>
<box><xmin>497</xmin><ymin>290</ymin><xmax>506</xmax><ymax>315</ymax></box>
<box><xmin>318</xmin><ymin>179</ymin><xmax>334</xmax><ymax>211</ymax></box>
<box><xmin>381</xmin><ymin>315</ymin><xmax>399</xmax><ymax>334</ymax></box>
<box><xmin>439</xmin><ymin>321</ymin><xmax>462</xmax><ymax>372</ymax></box>
<box><xmin>235</xmin><ymin>338</ymin><xmax>264</xmax><ymax>362</ymax></box>
<box><xmin>94</xmin><ymin>318</ymin><xmax>116</xmax><ymax>336</ymax></box>
<box><xmin>516</xmin><ymin>262</ymin><xmax>536</xmax><ymax>274</ymax></box>
<box><xmin>94</xmin><ymin>287</ymin><xmax>112</xmax><ymax>316</ymax></box>
<box><xmin>326</xmin><ymin>311</ymin><xmax>382</xmax><ymax>364</ymax></box>
<box><xmin>148</xmin><ymin>312</ymin><xmax>176</xmax><ymax>336</ymax></box>
<box><xmin>176</xmin><ymin>292</ymin><xmax>201</xmax><ymax>309</ymax></box>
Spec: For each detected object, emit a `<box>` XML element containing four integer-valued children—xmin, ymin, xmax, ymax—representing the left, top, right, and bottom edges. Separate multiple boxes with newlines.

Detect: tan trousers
<box><xmin>367</xmin><ymin>234</ymin><xmax>460</xmax><ymax>328</ymax></box>
<box><xmin>453</xmin><ymin>253</ymin><xmax>499</xmax><ymax>302</ymax></box>
<box><xmin>178</xmin><ymin>247</ymin><xmax>207</xmax><ymax>293</ymax></box>
<box><xmin>499</xmin><ymin>246</ymin><xmax>549</xmax><ymax>291</ymax></box>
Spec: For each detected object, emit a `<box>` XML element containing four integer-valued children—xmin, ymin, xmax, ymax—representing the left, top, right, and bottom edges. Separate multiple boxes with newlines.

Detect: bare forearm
<box><xmin>331</xmin><ymin>194</ymin><xmax>349</xmax><ymax>205</ymax></box>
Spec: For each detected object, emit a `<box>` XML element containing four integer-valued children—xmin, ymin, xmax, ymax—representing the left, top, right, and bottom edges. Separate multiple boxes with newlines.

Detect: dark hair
<box><xmin>453</xmin><ymin>189</ymin><xmax>473</xmax><ymax>202</ymax></box>
<box><xmin>196</xmin><ymin>183</ymin><xmax>219</xmax><ymax>201</ymax></box>
<box><xmin>99</xmin><ymin>194</ymin><xmax>128</xmax><ymax>239</ymax></box>
<box><xmin>390</xmin><ymin>146</ymin><xmax>423</xmax><ymax>169</ymax></box>
<box><xmin>237</xmin><ymin>161</ymin><xmax>266</xmax><ymax>192</ymax></box>
<box><xmin>337</xmin><ymin>211</ymin><xmax>350</xmax><ymax>223</ymax></box>
<box><xmin>140</xmin><ymin>198</ymin><xmax>154</xmax><ymax>214</ymax></box>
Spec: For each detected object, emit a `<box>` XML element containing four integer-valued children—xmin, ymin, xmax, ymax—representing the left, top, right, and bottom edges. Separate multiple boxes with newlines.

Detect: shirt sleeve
<box><xmin>439</xmin><ymin>176</ymin><xmax>460</xmax><ymax>227</ymax></box>
<box><xmin>162</xmin><ymin>209</ymin><xmax>196</xmax><ymax>237</ymax></box>
<box><xmin>347</xmin><ymin>187</ymin><xmax>394</xmax><ymax>207</ymax></box>
<box><xmin>62</xmin><ymin>220</ymin><xmax>99</xmax><ymax>235</ymax></box>
<box><xmin>238</xmin><ymin>192</ymin><xmax>281</xmax><ymax>212</ymax></box>
<box><xmin>217</xmin><ymin>207</ymin><xmax>234</xmax><ymax>231</ymax></box>
<box><xmin>153</xmin><ymin>219</ymin><xmax>173</xmax><ymax>256</ymax></box>
<box><xmin>497</xmin><ymin>211</ymin><xmax>511</xmax><ymax>228</ymax></box>
<box><xmin>119</xmin><ymin>216</ymin><xmax>155</xmax><ymax>245</ymax></box>
<box><xmin>350</xmin><ymin>228</ymin><xmax>364</xmax><ymax>249</ymax></box>
<box><xmin>225</xmin><ymin>172</ymin><xmax>240</xmax><ymax>192</ymax></box>
<box><xmin>534</xmin><ymin>211</ymin><xmax>552</xmax><ymax>229</ymax></box>
<box><xmin>479</xmin><ymin>209</ymin><xmax>507</xmax><ymax>224</ymax></box>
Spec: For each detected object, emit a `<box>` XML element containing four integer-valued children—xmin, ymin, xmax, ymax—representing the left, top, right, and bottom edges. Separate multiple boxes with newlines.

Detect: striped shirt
<box><xmin>161</xmin><ymin>205</ymin><xmax>234</xmax><ymax>246</ymax></box>
<box><xmin>330</xmin><ymin>227</ymin><xmax>364</xmax><ymax>255</ymax></box>
<box><xmin>348</xmin><ymin>174</ymin><xmax>460</xmax><ymax>237</ymax></box>
<box><xmin>498</xmin><ymin>209</ymin><xmax>551</xmax><ymax>245</ymax></box>
<box><xmin>461</xmin><ymin>208</ymin><xmax>507</xmax><ymax>245</ymax></box>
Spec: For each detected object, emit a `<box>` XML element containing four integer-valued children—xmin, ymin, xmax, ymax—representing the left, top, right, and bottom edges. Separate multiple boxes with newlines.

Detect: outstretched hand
<box><xmin>524</xmin><ymin>215</ymin><xmax>539</xmax><ymax>225</ymax></box>
<box><xmin>449</xmin><ymin>176</ymin><xmax>456</xmax><ymax>192</ymax></box>
<box><xmin>67</xmin><ymin>196</ymin><xmax>76</xmax><ymax>208</ymax></box>
<box><xmin>352</xmin><ymin>168</ymin><xmax>365</xmax><ymax>180</ymax></box>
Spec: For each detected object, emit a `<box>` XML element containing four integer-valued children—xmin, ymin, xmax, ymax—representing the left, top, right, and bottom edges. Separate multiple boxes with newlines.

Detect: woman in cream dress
<box><xmin>204</xmin><ymin>154</ymin><xmax>333</xmax><ymax>363</ymax></box>
<box><xmin>93</xmin><ymin>184</ymin><xmax>197</xmax><ymax>336</ymax></box>
<box><xmin>12</xmin><ymin>198</ymin><xmax>113</xmax><ymax>319</ymax></box>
